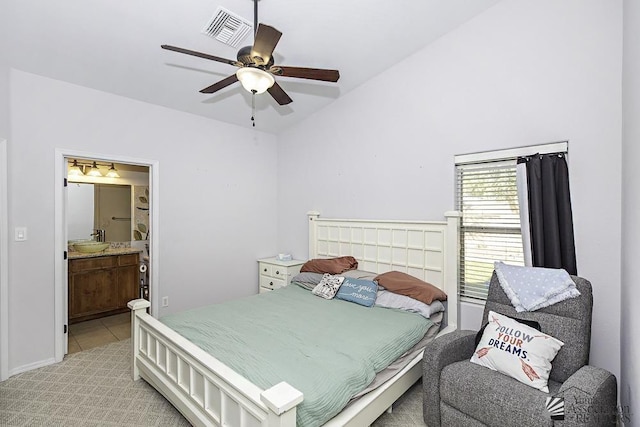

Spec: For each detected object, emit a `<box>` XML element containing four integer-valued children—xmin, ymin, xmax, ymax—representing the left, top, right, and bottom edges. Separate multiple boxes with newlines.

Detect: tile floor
<box><xmin>68</xmin><ymin>312</ymin><xmax>131</xmax><ymax>354</ymax></box>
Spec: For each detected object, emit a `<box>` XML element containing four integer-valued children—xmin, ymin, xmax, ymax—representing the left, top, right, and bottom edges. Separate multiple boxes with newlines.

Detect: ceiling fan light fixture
<box><xmin>236</xmin><ymin>67</ymin><xmax>275</xmax><ymax>94</ymax></box>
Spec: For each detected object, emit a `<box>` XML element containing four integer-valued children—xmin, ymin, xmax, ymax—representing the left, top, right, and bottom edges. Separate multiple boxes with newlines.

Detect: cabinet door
<box><xmin>69</xmin><ymin>269</ymin><xmax>118</xmax><ymax>319</ymax></box>
<box><xmin>117</xmin><ymin>264</ymin><xmax>139</xmax><ymax>307</ymax></box>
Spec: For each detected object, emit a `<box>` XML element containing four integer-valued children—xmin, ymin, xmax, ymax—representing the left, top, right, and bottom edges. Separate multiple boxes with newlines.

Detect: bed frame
<box><xmin>128</xmin><ymin>211</ymin><xmax>459</xmax><ymax>426</ymax></box>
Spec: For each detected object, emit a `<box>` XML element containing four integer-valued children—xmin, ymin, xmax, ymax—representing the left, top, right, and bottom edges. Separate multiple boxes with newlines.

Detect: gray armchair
<box><xmin>423</xmin><ymin>274</ymin><xmax>617</xmax><ymax>427</ymax></box>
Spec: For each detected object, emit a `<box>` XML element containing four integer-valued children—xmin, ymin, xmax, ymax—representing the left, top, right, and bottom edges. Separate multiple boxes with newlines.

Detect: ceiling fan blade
<box><xmin>271</xmin><ymin>66</ymin><xmax>340</xmax><ymax>82</ymax></box>
<box><xmin>267</xmin><ymin>82</ymin><xmax>293</xmax><ymax>105</ymax></box>
<box><xmin>161</xmin><ymin>45</ymin><xmax>241</xmax><ymax>67</ymax></box>
<box><xmin>199</xmin><ymin>74</ymin><xmax>239</xmax><ymax>94</ymax></box>
<box><xmin>250</xmin><ymin>24</ymin><xmax>282</xmax><ymax>66</ymax></box>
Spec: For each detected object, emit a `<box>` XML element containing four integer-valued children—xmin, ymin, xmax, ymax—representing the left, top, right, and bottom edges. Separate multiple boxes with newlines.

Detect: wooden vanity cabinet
<box><xmin>68</xmin><ymin>253</ymin><xmax>139</xmax><ymax>323</ymax></box>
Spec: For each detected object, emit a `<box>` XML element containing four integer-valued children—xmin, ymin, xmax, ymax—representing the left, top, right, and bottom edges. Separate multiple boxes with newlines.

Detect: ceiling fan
<box><xmin>160</xmin><ymin>0</ymin><xmax>340</xmax><ymax>108</ymax></box>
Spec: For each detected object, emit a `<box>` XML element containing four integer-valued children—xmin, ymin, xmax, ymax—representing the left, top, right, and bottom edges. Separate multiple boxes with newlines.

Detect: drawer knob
<box><xmin>275</xmin><ymin>270</ymin><xmax>280</xmax><ymax>275</ymax></box>
<box><xmin>270</xmin><ymin>281</ymin><xmax>274</xmax><ymax>286</ymax></box>
<box><xmin>263</xmin><ymin>268</ymin><xmax>267</xmax><ymax>272</ymax></box>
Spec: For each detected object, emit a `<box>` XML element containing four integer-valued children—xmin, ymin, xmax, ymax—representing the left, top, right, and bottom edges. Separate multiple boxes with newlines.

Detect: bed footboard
<box><xmin>128</xmin><ymin>299</ymin><xmax>303</xmax><ymax>427</ymax></box>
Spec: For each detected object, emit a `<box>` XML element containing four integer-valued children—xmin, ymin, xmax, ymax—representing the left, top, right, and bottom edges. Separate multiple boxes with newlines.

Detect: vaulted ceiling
<box><xmin>4</xmin><ymin>0</ymin><xmax>500</xmax><ymax>134</ymax></box>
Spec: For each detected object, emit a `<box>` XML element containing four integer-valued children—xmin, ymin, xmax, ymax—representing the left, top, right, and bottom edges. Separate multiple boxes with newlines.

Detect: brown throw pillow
<box><xmin>300</xmin><ymin>256</ymin><xmax>358</xmax><ymax>274</ymax></box>
<box><xmin>374</xmin><ymin>271</ymin><xmax>447</xmax><ymax>304</ymax></box>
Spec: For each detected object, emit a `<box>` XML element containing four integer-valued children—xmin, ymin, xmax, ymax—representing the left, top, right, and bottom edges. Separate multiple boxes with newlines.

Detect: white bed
<box><xmin>128</xmin><ymin>211</ymin><xmax>459</xmax><ymax>426</ymax></box>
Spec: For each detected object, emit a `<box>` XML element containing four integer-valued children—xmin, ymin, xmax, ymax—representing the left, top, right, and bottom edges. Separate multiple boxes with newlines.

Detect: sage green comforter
<box><xmin>161</xmin><ymin>284</ymin><xmax>433</xmax><ymax>427</ymax></box>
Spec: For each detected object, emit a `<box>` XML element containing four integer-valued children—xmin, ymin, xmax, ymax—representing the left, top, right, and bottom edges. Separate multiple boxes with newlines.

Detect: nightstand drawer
<box><xmin>260</xmin><ymin>275</ymin><xmax>285</xmax><ymax>291</ymax></box>
<box><xmin>271</xmin><ymin>266</ymin><xmax>288</xmax><ymax>280</ymax></box>
<box><xmin>260</xmin><ymin>263</ymin><xmax>273</xmax><ymax>277</ymax></box>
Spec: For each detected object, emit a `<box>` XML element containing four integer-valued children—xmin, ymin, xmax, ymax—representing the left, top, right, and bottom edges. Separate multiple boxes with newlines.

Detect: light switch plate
<box><xmin>15</xmin><ymin>227</ymin><xmax>27</xmax><ymax>241</ymax></box>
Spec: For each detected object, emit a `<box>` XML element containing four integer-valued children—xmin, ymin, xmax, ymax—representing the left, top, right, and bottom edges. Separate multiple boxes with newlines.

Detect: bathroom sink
<box><xmin>73</xmin><ymin>241</ymin><xmax>110</xmax><ymax>253</ymax></box>
<box><xmin>68</xmin><ymin>239</ymin><xmax>92</xmax><ymax>245</ymax></box>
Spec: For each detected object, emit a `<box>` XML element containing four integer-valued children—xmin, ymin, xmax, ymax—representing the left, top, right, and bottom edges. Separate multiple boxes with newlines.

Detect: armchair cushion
<box><xmin>440</xmin><ymin>360</ymin><xmax>560</xmax><ymax>426</ymax></box>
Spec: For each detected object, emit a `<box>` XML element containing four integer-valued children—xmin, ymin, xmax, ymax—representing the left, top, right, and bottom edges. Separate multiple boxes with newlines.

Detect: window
<box><xmin>455</xmin><ymin>142</ymin><xmax>568</xmax><ymax>301</ymax></box>
<box><xmin>456</xmin><ymin>160</ymin><xmax>524</xmax><ymax>300</ymax></box>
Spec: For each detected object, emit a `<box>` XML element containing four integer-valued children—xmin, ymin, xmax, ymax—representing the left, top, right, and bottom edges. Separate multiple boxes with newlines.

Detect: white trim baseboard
<box><xmin>9</xmin><ymin>357</ymin><xmax>57</xmax><ymax>377</ymax></box>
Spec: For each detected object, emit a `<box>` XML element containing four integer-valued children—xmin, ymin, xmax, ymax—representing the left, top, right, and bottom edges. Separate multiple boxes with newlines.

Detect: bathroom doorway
<box><xmin>54</xmin><ymin>150</ymin><xmax>159</xmax><ymax>361</ymax></box>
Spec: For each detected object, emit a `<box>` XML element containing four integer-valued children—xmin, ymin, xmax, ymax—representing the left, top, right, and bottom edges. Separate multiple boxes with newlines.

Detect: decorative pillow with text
<box><xmin>470</xmin><ymin>311</ymin><xmax>564</xmax><ymax>392</ymax></box>
<box><xmin>335</xmin><ymin>278</ymin><xmax>378</xmax><ymax>307</ymax></box>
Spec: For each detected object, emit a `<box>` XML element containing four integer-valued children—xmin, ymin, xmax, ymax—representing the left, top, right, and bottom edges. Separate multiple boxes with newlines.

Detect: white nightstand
<box><xmin>258</xmin><ymin>257</ymin><xmax>305</xmax><ymax>293</ymax></box>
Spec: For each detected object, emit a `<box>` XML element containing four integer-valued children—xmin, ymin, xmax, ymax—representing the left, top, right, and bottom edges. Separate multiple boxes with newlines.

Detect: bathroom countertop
<box><xmin>68</xmin><ymin>246</ymin><xmax>143</xmax><ymax>260</ymax></box>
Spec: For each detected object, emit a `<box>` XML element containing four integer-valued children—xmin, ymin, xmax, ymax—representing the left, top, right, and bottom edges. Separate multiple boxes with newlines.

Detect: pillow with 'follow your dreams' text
<box><xmin>470</xmin><ymin>311</ymin><xmax>564</xmax><ymax>392</ymax></box>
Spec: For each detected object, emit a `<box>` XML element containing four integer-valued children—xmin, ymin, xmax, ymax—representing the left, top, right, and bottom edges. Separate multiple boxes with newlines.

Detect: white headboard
<box><xmin>308</xmin><ymin>211</ymin><xmax>460</xmax><ymax>331</ymax></box>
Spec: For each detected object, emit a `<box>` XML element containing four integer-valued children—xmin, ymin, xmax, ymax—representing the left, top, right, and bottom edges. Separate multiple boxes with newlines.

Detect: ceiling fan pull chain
<box><xmin>251</xmin><ymin>90</ymin><xmax>256</xmax><ymax>127</ymax></box>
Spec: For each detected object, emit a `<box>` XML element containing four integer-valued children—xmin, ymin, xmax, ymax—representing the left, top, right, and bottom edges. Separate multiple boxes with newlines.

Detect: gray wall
<box><xmin>622</xmin><ymin>0</ymin><xmax>639</xmax><ymax>423</ymax></box>
<box><xmin>277</xmin><ymin>0</ymin><xmax>623</xmax><ymax>382</ymax></box>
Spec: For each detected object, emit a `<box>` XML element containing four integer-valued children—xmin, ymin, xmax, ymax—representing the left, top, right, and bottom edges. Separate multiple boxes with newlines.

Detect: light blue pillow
<box><xmin>336</xmin><ymin>278</ymin><xmax>378</xmax><ymax>307</ymax></box>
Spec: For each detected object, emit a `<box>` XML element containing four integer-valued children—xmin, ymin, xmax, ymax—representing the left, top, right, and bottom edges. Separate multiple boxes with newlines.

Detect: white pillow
<box><xmin>470</xmin><ymin>311</ymin><xmax>564</xmax><ymax>392</ymax></box>
<box><xmin>311</xmin><ymin>273</ymin><xmax>345</xmax><ymax>299</ymax></box>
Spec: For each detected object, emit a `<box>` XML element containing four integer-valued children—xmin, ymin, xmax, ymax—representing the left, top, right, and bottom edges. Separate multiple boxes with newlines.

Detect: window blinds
<box><xmin>456</xmin><ymin>160</ymin><xmax>525</xmax><ymax>300</ymax></box>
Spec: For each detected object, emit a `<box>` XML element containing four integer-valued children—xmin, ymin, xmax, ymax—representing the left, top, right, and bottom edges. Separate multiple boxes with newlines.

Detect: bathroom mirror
<box><xmin>68</xmin><ymin>183</ymin><xmax>132</xmax><ymax>242</ymax></box>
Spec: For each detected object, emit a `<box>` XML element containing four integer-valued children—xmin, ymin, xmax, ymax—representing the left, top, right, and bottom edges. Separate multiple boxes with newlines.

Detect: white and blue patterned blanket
<box><xmin>494</xmin><ymin>261</ymin><xmax>580</xmax><ymax>312</ymax></box>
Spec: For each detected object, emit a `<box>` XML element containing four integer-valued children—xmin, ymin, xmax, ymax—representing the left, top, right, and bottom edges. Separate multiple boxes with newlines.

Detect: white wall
<box><xmin>277</xmin><ymin>0</ymin><xmax>622</xmax><ymax>381</ymax></box>
<box><xmin>0</xmin><ymin>67</ymin><xmax>8</xmax><ymax>139</ymax></box>
<box><xmin>0</xmin><ymin>2</ymin><xmax>9</xmax><ymax>139</ymax></box>
<box><xmin>7</xmin><ymin>70</ymin><xmax>279</xmax><ymax>373</ymax></box>
<box><xmin>622</xmin><ymin>0</ymin><xmax>639</xmax><ymax>422</ymax></box>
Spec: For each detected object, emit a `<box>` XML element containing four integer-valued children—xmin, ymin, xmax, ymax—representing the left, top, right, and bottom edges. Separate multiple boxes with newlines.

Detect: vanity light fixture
<box><xmin>106</xmin><ymin>163</ymin><xmax>120</xmax><ymax>178</ymax></box>
<box><xmin>87</xmin><ymin>161</ymin><xmax>103</xmax><ymax>177</ymax></box>
<box><xmin>67</xmin><ymin>159</ymin><xmax>121</xmax><ymax>179</ymax></box>
<box><xmin>68</xmin><ymin>160</ymin><xmax>84</xmax><ymax>177</ymax></box>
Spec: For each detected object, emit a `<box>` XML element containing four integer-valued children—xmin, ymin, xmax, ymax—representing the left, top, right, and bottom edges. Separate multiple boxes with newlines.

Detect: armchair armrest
<box><xmin>422</xmin><ymin>329</ymin><xmax>477</xmax><ymax>426</ymax></box>
<box><xmin>558</xmin><ymin>365</ymin><xmax>618</xmax><ymax>427</ymax></box>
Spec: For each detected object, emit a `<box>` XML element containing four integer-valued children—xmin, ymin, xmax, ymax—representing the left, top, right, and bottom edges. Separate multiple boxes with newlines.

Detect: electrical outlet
<box><xmin>162</xmin><ymin>296</ymin><xmax>169</xmax><ymax>307</ymax></box>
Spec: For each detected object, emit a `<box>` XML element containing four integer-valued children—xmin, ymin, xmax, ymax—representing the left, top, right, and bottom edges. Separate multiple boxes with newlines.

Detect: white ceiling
<box><xmin>4</xmin><ymin>0</ymin><xmax>500</xmax><ymax>134</ymax></box>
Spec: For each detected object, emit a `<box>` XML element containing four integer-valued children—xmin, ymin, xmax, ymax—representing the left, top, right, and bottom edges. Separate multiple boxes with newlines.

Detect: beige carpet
<box><xmin>0</xmin><ymin>339</ymin><xmax>189</xmax><ymax>426</ymax></box>
<box><xmin>0</xmin><ymin>339</ymin><xmax>426</xmax><ymax>426</ymax></box>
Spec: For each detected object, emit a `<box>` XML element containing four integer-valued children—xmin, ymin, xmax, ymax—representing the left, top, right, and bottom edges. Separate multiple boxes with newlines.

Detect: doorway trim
<box><xmin>54</xmin><ymin>148</ymin><xmax>160</xmax><ymax>363</ymax></box>
<box><xmin>1</xmin><ymin>139</ymin><xmax>8</xmax><ymax>380</ymax></box>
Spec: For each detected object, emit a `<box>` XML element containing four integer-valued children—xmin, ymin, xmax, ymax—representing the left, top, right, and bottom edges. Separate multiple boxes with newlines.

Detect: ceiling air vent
<box><xmin>202</xmin><ymin>7</ymin><xmax>253</xmax><ymax>48</ymax></box>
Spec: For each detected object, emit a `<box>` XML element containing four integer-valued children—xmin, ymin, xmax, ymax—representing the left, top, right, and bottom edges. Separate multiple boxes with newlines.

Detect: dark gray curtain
<box><xmin>518</xmin><ymin>153</ymin><xmax>577</xmax><ymax>275</ymax></box>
